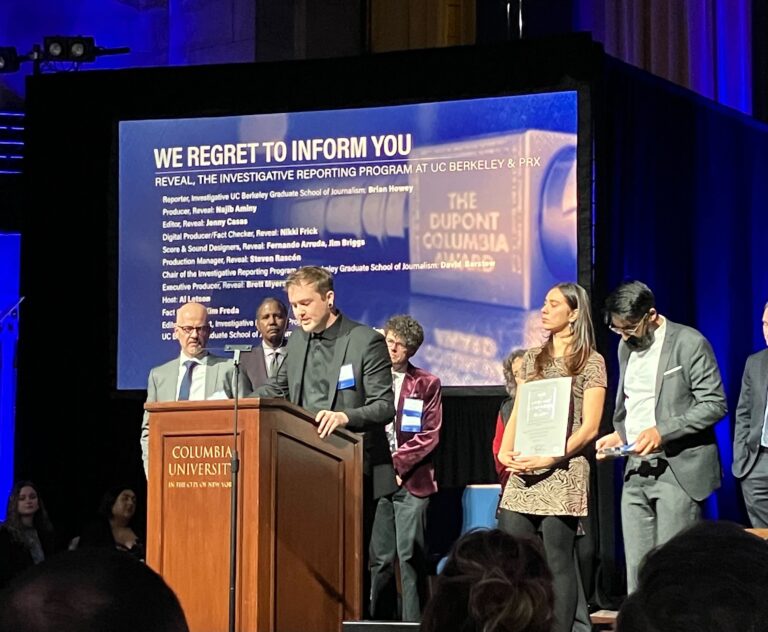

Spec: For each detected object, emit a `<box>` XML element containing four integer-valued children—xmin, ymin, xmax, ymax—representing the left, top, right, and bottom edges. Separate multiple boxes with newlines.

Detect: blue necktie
<box><xmin>178</xmin><ymin>360</ymin><xmax>196</xmax><ymax>401</ymax></box>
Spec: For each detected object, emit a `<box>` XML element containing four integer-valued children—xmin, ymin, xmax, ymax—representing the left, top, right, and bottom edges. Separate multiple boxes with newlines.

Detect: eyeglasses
<box><xmin>608</xmin><ymin>313</ymin><xmax>648</xmax><ymax>336</ymax></box>
<box><xmin>385</xmin><ymin>338</ymin><xmax>407</xmax><ymax>350</ymax></box>
<box><xmin>175</xmin><ymin>325</ymin><xmax>211</xmax><ymax>335</ymax></box>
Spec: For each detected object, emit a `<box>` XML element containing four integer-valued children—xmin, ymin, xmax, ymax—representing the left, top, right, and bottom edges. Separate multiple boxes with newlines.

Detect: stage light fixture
<box><xmin>0</xmin><ymin>38</ymin><xmax>128</xmax><ymax>75</ymax></box>
<box><xmin>0</xmin><ymin>47</ymin><xmax>20</xmax><ymax>73</ymax></box>
<box><xmin>43</xmin><ymin>36</ymin><xmax>96</xmax><ymax>62</ymax></box>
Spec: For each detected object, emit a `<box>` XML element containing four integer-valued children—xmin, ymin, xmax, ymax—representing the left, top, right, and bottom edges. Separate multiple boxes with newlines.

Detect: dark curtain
<box><xmin>575</xmin><ymin>0</ymin><xmax>752</xmax><ymax>116</ymax></box>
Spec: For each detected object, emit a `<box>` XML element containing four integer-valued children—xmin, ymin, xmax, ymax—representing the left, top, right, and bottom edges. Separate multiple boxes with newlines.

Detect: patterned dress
<box><xmin>499</xmin><ymin>347</ymin><xmax>607</xmax><ymax>517</ymax></box>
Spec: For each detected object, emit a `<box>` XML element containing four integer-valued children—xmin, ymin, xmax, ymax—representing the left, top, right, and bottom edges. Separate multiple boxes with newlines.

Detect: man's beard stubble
<box><xmin>626</xmin><ymin>329</ymin><xmax>655</xmax><ymax>351</ymax></box>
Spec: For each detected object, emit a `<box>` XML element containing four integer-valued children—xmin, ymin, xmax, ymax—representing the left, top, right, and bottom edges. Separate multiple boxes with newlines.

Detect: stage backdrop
<box><xmin>17</xmin><ymin>38</ymin><xmax>768</xmax><ymax>604</ymax></box>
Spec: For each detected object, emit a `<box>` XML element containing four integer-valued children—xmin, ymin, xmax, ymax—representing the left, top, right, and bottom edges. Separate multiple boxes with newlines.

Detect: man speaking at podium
<box><xmin>140</xmin><ymin>301</ymin><xmax>243</xmax><ymax>476</ymax></box>
<box><xmin>251</xmin><ymin>265</ymin><xmax>395</xmax><ymax>612</ymax></box>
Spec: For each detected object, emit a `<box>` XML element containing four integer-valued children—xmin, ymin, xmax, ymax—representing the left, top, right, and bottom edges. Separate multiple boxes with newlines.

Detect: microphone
<box><xmin>200</xmin><ymin>345</ymin><xmax>254</xmax><ymax>354</ymax></box>
<box><xmin>224</xmin><ymin>344</ymin><xmax>253</xmax><ymax>352</ymax></box>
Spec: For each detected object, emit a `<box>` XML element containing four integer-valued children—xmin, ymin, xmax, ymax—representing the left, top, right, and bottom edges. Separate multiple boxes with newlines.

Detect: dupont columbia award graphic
<box><xmin>118</xmin><ymin>92</ymin><xmax>579</xmax><ymax>389</ymax></box>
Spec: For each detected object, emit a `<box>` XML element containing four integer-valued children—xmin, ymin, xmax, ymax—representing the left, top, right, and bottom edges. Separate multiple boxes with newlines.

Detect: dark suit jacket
<box><xmin>252</xmin><ymin>313</ymin><xmax>395</xmax><ymax>494</ymax></box>
<box><xmin>732</xmin><ymin>348</ymin><xmax>768</xmax><ymax>479</ymax></box>
<box><xmin>239</xmin><ymin>342</ymin><xmax>287</xmax><ymax>392</ymax></box>
<box><xmin>239</xmin><ymin>344</ymin><xmax>268</xmax><ymax>392</ymax></box>
<box><xmin>391</xmin><ymin>363</ymin><xmax>443</xmax><ymax>498</ymax></box>
<box><xmin>613</xmin><ymin>319</ymin><xmax>727</xmax><ymax>501</ymax></box>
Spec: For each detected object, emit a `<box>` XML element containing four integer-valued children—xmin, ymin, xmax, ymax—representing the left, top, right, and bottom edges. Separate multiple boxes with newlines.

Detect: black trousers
<box><xmin>498</xmin><ymin>509</ymin><xmax>578</xmax><ymax>632</ymax></box>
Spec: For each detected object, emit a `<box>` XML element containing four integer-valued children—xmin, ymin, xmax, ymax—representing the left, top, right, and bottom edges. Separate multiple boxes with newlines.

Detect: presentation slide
<box><xmin>118</xmin><ymin>91</ymin><xmax>579</xmax><ymax>389</ymax></box>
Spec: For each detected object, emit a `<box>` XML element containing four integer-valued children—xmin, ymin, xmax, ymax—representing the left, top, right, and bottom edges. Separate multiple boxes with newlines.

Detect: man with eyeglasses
<box><xmin>732</xmin><ymin>301</ymin><xmax>768</xmax><ymax>527</ymax></box>
<box><xmin>595</xmin><ymin>281</ymin><xmax>726</xmax><ymax>594</ymax></box>
<box><xmin>140</xmin><ymin>301</ymin><xmax>245</xmax><ymax>476</ymax></box>
<box><xmin>369</xmin><ymin>315</ymin><xmax>442</xmax><ymax>622</ymax></box>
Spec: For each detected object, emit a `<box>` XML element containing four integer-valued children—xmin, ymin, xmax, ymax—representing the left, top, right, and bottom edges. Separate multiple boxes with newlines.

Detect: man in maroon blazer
<box><xmin>369</xmin><ymin>314</ymin><xmax>442</xmax><ymax>622</ymax></box>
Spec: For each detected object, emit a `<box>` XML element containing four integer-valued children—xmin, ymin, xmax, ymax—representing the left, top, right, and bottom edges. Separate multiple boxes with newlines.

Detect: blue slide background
<box><xmin>118</xmin><ymin>92</ymin><xmax>579</xmax><ymax>389</ymax></box>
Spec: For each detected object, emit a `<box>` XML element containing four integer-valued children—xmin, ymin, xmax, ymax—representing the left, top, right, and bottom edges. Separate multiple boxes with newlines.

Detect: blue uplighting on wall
<box><xmin>0</xmin><ymin>233</ymin><xmax>21</xmax><ymax>520</ymax></box>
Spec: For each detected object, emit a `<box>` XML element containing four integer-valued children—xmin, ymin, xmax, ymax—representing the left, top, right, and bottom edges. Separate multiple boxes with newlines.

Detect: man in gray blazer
<box><xmin>596</xmin><ymin>281</ymin><xmax>727</xmax><ymax>593</ymax></box>
<box><xmin>732</xmin><ymin>301</ymin><xmax>768</xmax><ymax>527</ymax></box>
<box><xmin>140</xmin><ymin>301</ymin><xmax>243</xmax><ymax>476</ymax></box>
<box><xmin>238</xmin><ymin>297</ymin><xmax>289</xmax><ymax>392</ymax></box>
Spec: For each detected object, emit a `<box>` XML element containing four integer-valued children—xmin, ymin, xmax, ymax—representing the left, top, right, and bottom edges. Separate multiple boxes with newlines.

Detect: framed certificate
<box><xmin>514</xmin><ymin>376</ymin><xmax>572</xmax><ymax>456</ymax></box>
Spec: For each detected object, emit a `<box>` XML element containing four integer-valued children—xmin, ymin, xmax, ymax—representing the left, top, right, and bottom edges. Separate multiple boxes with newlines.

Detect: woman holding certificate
<box><xmin>497</xmin><ymin>282</ymin><xmax>606</xmax><ymax>632</ymax></box>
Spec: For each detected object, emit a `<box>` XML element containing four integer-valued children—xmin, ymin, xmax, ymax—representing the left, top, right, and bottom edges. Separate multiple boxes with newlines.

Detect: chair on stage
<box><xmin>436</xmin><ymin>484</ymin><xmax>501</xmax><ymax>573</ymax></box>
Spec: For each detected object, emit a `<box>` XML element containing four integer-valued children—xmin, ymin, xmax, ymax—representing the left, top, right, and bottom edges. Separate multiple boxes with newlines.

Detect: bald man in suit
<box><xmin>140</xmin><ymin>302</ymin><xmax>245</xmax><ymax>476</ymax></box>
<box><xmin>733</xmin><ymin>301</ymin><xmax>768</xmax><ymax>527</ymax></box>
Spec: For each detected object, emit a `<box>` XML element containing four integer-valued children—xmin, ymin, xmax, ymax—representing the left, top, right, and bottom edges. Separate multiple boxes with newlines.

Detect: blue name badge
<box><xmin>337</xmin><ymin>364</ymin><xmax>355</xmax><ymax>390</ymax></box>
<box><xmin>401</xmin><ymin>397</ymin><xmax>424</xmax><ymax>433</ymax></box>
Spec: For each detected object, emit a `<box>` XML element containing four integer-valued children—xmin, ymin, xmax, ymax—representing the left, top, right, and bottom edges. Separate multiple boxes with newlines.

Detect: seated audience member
<box><xmin>617</xmin><ymin>520</ymin><xmax>768</xmax><ymax>632</ymax></box>
<box><xmin>79</xmin><ymin>487</ymin><xmax>145</xmax><ymax>561</ymax></box>
<box><xmin>0</xmin><ymin>548</ymin><xmax>189</xmax><ymax>632</ymax></box>
<box><xmin>421</xmin><ymin>528</ymin><xmax>554</xmax><ymax>632</ymax></box>
<box><xmin>0</xmin><ymin>481</ymin><xmax>56</xmax><ymax>589</ymax></box>
<box><xmin>492</xmin><ymin>348</ymin><xmax>526</xmax><ymax>490</ymax></box>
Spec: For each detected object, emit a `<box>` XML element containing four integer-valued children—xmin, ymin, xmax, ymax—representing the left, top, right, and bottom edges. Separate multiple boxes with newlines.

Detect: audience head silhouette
<box><xmin>617</xmin><ymin>520</ymin><xmax>768</xmax><ymax>632</ymax></box>
<box><xmin>421</xmin><ymin>529</ymin><xmax>554</xmax><ymax>632</ymax></box>
<box><xmin>0</xmin><ymin>548</ymin><xmax>189</xmax><ymax>632</ymax></box>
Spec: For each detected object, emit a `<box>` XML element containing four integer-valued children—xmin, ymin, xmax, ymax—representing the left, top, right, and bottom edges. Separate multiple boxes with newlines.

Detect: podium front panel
<box><xmin>157</xmin><ymin>431</ymin><xmax>244</xmax><ymax>632</ymax></box>
<box><xmin>274</xmin><ymin>433</ymin><xmax>346</xmax><ymax>631</ymax></box>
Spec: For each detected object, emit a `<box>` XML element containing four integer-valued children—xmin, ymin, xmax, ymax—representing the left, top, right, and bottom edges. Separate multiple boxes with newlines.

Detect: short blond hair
<box><xmin>285</xmin><ymin>266</ymin><xmax>334</xmax><ymax>296</ymax></box>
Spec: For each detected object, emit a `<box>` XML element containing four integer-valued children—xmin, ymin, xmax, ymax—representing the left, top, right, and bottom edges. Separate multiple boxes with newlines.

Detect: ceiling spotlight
<box><xmin>0</xmin><ymin>47</ymin><xmax>21</xmax><ymax>73</ymax></box>
<box><xmin>44</xmin><ymin>37</ymin><xmax>64</xmax><ymax>59</ymax></box>
<box><xmin>43</xmin><ymin>36</ymin><xmax>96</xmax><ymax>62</ymax></box>
<box><xmin>68</xmin><ymin>37</ymin><xmax>95</xmax><ymax>61</ymax></box>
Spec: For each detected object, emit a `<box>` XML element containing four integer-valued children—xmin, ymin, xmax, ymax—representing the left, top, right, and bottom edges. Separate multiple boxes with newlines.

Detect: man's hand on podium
<box><xmin>316</xmin><ymin>410</ymin><xmax>350</xmax><ymax>439</ymax></box>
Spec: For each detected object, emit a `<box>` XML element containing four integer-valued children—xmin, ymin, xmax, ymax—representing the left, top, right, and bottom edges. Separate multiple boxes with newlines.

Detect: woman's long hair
<box><xmin>2</xmin><ymin>480</ymin><xmax>55</xmax><ymax>543</ymax></box>
<box><xmin>532</xmin><ymin>282</ymin><xmax>596</xmax><ymax>379</ymax></box>
<box><xmin>421</xmin><ymin>529</ymin><xmax>554</xmax><ymax>632</ymax></box>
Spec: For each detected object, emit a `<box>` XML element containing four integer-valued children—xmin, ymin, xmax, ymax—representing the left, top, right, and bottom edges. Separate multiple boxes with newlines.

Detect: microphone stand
<box><xmin>224</xmin><ymin>343</ymin><xmax>252</xmax><ymax>632</ymax></box>
<box><xmin>0</xmin><ymin>296</ymin><xmax>25</xmax><ymax>327</ymax></box>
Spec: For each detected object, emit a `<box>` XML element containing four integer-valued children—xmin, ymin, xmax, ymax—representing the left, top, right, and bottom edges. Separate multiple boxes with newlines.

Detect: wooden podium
<box><xmin>145</xmin><ymin>398</ymin><xmax>363</xmax><ymax>632</ymax></box>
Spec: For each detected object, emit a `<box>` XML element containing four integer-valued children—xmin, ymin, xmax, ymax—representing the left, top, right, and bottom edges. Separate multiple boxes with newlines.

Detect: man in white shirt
<box><xmin>596</xmin><ymin>281</ymin><xmax>727</xmax><ymax>593</ymax></box>
<box><xmin>140</xmin><ymin>301</ymin><xmax>243</xmax><ymax>476</ymax></box>
<box><xmin>240</xmin><ymin>297</ymin><xmax>289</xmax><ymax>392</ymax></box>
